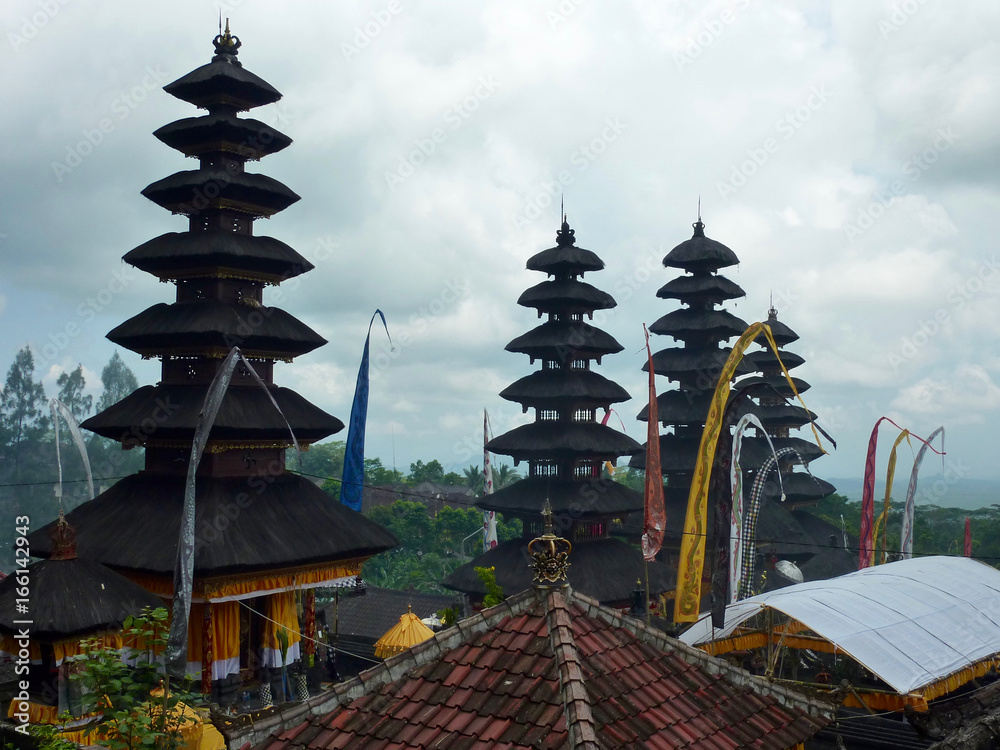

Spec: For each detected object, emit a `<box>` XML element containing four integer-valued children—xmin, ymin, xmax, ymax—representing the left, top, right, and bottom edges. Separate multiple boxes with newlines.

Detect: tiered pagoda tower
<box><xmin>29</xmin><ymin>27</ymin><xmax>395</xmax><ymax>700</ymax></box>
<box><xmin>629</xmin><ymin>218</ymin><xmax>751</xmax><ymax>563</ymax></box>
<box><xmin>737</xmin><ymin>305</ymin><xmax>835</xmax><ymax>508</ymax></box>
<box><xmin>444</xmin><ymin>219</ymin><xmax>674</xmax><ymax>605</ymax></box>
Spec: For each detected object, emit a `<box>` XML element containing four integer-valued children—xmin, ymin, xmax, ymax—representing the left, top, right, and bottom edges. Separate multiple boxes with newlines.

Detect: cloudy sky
<box><xmin>2</xmin><ymin>0</ymin><xmax>998</xmax><ymax>490</ymax></box>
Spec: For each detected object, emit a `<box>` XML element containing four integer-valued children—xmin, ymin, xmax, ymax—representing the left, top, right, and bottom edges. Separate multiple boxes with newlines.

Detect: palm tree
<box><xmin>493</xmin><ymin>464</ymin><xmax>522</xmax><ymax>490</ymax></box>
<box><xmin>463</xmin><ymin>465</ymin><xmax>484</xmax><ymax>494</ymax></box>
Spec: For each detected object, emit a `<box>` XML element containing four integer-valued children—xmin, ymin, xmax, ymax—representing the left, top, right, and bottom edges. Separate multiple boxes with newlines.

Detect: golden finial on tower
<box><xmin>528</xmin><ymin>499</ymin><xmax>572</xmax><ymax>587</ymax></box>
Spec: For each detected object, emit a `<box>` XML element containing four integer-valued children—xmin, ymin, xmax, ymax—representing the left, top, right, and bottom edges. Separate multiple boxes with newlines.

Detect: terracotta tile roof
<box><xmin>252</xmin><ymin>587</ymin><xmax>832</xmax><ymax>750</ymax></box>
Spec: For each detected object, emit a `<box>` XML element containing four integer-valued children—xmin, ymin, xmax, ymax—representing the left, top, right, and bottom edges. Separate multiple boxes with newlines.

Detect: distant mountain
<box><xmin>827</xmin><ymin>477</ymin><xmax>1000</xmax><ymax>511</ymax></box>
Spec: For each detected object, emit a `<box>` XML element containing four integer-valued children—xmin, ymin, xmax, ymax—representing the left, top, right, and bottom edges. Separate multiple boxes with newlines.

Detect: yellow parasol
<box><xmin>374</xmin><ymin>605</ymin><xmax>435</xmax><ymax>659</ymax></box>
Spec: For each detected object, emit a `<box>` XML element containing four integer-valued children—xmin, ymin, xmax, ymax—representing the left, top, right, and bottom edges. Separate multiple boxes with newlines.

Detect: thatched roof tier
<box><xmin>756</xmin><ymin>317</ymin><xmax>799</xmax><ymax>346</ymax></box>
<box><xmin>516</xmin><ymin>278</ymin><xmax>615</xmax><ymax>314</ymax></box>
<box><xmin>636</xmin><ymin>390</ymin><xmax>713</xmax><ymax>425</ymax></box>
<box><xmin>141</xmin><ymin>169</ymin><xmax>300</xmax><ymax>218</ymax></box>
<box><xmin>153</xmin><ymin>113</ymin><xmax>291</xmax><ymax>159</ymax></box>
<box><xmin>499</xmin><ymin>369</ymin><xmax>630</xmax><ymax>410</ymax></box>
<box><xmin>745</xmin><ymin>348</ymin><xmax>806</xmax><ymax>372</ymax></box>
<box><xmin>506</xmin><ymin>320</ymin><xmax>623</xmax><ymax>361</ymax></box>
<box><xmin>649</xmin><ymin>307</ymin><xmax>748</xmax><ymax>339</ymax></box>
<box><xmin>28</xmin><ymin>473</ymin><xmax>397</xmax><ymax>577</ymax></box>
<box><xmin>612</xmin><ymin>487</ymin><xmax>818</xmax><ymax>561</ymax></box>
<box><xmin>477</xmin><ymin>476</ymin><xmax>643</xmax><ymax>516</ymax></box>
<box><xmin>741</xmin><ymin>436</ymin><xmax>826</xmax><ymax>468</ymax></box>
<box><xmin>734</xmin><ymin>401</ymin><xmax>818</xmax><ymax>429</ymax></box>
<box><xmin>442</xmin><ymin>537</ymin><xmax>676</xmax><ymax>604</ymax></box>
<box><xmin>124</xmin><ymin>231</ymin><xmax>313</xmax><ymax>282</ymax></box>
<box><xmin>525</xmin><ymin>219</ymin><xmax>604</xmax><ymax>276</ymax></box>
<box><xmin>663</xmin><ymin>220</ymin><xmax>740</xmax><ymax>272</ymax></box>
<box><xmin>643</xmin><ymin>346</ymin><xmax>754</xmax><ymax>378</ymax></box>
<box><xmin>628</xmin><ymin>433</ymin><xmax>699</xmax><ymax>472</ymax></box>
<box><xmin>657</xmin><ymin>274</ymin><xmax>746</xmax><ymax>304</ymax></box>
<box><xmin>81</xmin><ymin>383</ymin><xmax>342</xmax><ymax>445</ymax></box>
<box><xmin>735</xmin><ymin>374</ymin><xmax>811</xmax><ymax>396</ymax></box>
<box><xmin>0</xmin><ymin>557</ymin><xmax>163</xmax><ymax>641</ymax></box>
<box><xmin>487</xmin><ymin>422</ymin><xmax>640</xmax><ymax>461</ymax></box>
<box><xmin>779</xmin><ymin>473</ymin><xmax>836</xmax><ymax>503</ymax></box>
<box><xmin>164</xmin><ymin>51</ymin><xmax>282</xmax><ymax>111</ymax></box>
<box><xmin>107</xmin><ymin>300</ymin><xmax>325</xmax><ymax>358</ymax></box>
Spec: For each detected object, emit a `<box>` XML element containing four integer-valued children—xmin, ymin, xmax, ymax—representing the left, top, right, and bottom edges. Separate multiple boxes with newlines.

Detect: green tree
<box><xmin>408</xmin><ymin>459</ymin><xmax>445</xmax><ymax>485</ymax></box>
<box><xmin>69</xmin><ymin>607</ymin><xmax>197</xmax><ymax>750</ymax></box>
<box><xmin>463</xmin><ymin>465</ymin><xmax>484</xmax><ymax>494</ymax></box>
<box><xmin>295</xmin><ymin>440</ymin><xmax>345</xmax><ymax>479</ymax></box>
<box><xmin>55</xmin><ymin>364</ymin><xmax>93</xmax><ymax>422</ymax></box>
<box><xmin>96</xmin><ymin>351</ymin><xmax>139</xmax><ymax>412</ymax></box>
<box><xmin>0</xmin><ymin>345</ymin><xmax>50</xmax><ymax>483</ymax></box>
<box><xmin>493</xmin><ymin>463</ymin><xmax>522</xmax><ymax>489</ymax></box>
<box><xmin>365</xmin><ymin>457</ymin><xmax>404</xmax><ymax>485</ymax></box>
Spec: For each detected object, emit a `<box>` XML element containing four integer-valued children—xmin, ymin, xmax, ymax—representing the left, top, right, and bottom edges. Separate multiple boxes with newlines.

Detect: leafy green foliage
<box><xmin>67</xmin><ymin>608</ymin><xmax>198</xmax><ymax>750</ymax></box>
<box><xmin>361</xmin><ymin>500</ymin><xmax>522</xmax><ymax>593</ymax></box>
<box><xmin>474</xmin><ymin>566</ymin><xmax>504</xmax><ymax>607</ymax></box>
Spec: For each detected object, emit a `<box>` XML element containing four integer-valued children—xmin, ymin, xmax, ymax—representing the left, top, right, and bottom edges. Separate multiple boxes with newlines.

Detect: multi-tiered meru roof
<box><xmin>29</xmin><ymin>27</ymin><xmax>395</xmax><ymax>694</ymax></box>
<box><xmin>444</xmin><ymin>219</ymin><xmax>675</xmax><ymax>604</ymax></box>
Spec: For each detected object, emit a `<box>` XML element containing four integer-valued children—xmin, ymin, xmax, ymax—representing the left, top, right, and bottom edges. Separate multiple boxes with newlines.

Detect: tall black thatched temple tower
<box><xmin>30</xmin><ymin>27</ymin><xmax>395</xmax><ymax>699</ymax></box>
<box><xmin>444</xmin><ymin>219</ymin><xmax>674</xmax><ymax>605</ymax></box>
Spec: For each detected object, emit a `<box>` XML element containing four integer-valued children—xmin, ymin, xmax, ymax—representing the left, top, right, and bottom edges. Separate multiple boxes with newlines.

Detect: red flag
<box><xmin>965</xmin><ymin>517</ymin><xmax>972</xmax><ymax>557</ymax></box>
<box><xmin>642</xmin><ymin>325</ymin><xmax>665</xmax><ymax>561</ymax></box>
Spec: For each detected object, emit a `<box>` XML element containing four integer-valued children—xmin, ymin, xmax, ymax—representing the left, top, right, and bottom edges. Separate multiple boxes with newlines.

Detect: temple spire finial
<box><xmin>528</xmin><ymin>499</ymin><xmax>572</xmax><ymax>588</ymax></box>
<box><xmin>213</xmin><ymin>17</ymin><xmax>241</xmax><ymax>61</ymax></box>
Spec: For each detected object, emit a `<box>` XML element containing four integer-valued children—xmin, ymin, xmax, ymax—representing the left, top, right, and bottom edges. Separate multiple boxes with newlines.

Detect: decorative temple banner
<box><xmin>738</xmin><ymin>447</ymin><xmax>797</xmax><ymax>601</ymax></box>
<box><xmin>49</xmin><ymin>398</ymin><xmax>95</xmax><ymax>504</ymax></box>
<box><xmin>483</xmin><ymin>409</ymin><xmax>497</xmax><ymax>552</ymax></box>
<box><xmin>860</xmin><ymin>418</ymin><xmax>945</xmax><ymax>569</ymax></box>
<box><xmin>872</xmin><ymin>430</ymin><xmax>911</xmax><ymax>566</ymax></box>
<box><xmin>166</xmin><ymin>347</ymin><xmax>300</xmax><ymax>677</ymax></box>
<box><xmin>641</xmin><ymin>325</ymin><xmax>665</xmax><ymax>562</ymax></box>
<box><xmin>340</xmin><ymin>310</ymin><xmax>391</xmax><ymax>512</ymax></box>
<box><xmin>675</xmin><ymin>321</ymin><xmax>821</xmax><ymax>623</ymax></box>
<box><xmin>729</xmin><ymin>414</ymin><xmax>779</xmax><ymax>605</ymax></box>
<box><xmin>965</xmin><ymin>517</ymin><xmax>972</xmax><ymax>557</ymax></box>
<box><xmin>901</xmin><ymin>426</ymin><xmax>945</xmax><ymax>559</ymax></box>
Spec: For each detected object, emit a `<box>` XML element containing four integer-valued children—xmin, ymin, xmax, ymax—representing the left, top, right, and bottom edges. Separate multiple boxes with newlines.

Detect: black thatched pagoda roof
<box><xmin>499</xmin><ymin>369</ymin><xmax>630</xmax><ymax>410</ymax></box>
<box><xmin>153</xmin><ymin>113</ymin><xmax>291</xmax><ymax>159</ymax></box>
<box><xmin>0</xmin><ymin>557</ymin><xmax>163</xmax><ymax>641</ymax></box>
<box><xmin>757</xmin><ymin>316</ymin><xmax>799</xmax><ymax>346</ymax></box>
<box><xmin>506</xmin><ymin>319</ymin><xmax>623</xmax><ymax>361</ymax></box>
<box><xmin>657</xmin><ymin>274</ymin><xmax>746</xmax><ymax>304</ymax></box>
<box><xmin>28</xmin><ymin>473</ymin><xmax>397</xmax><ymax>577</ymax></box>
<box><xmin>636</xmin><ymin>390</ymin><xmax>713</xmax><ymax>426</ymax></box>
<box><xmin>442</xmin><ymin>537</ymin><xmax>676</xmax><ymax>604</ymax></box>
<box><xmin>744</xmin><ymin>348</ymin><xmax>806</xmax><ymax>372</ymax></box>
<box><xmin>107</xmin><ymin>300</ymin><xmax>325</xmax><ymax>358</ymax></box>
<box><xmin>142</xmin><ymin>169</ymin><xmax>300</xmax><ymax>218</ymax></box>
<box><xmin>628</xmin><ymin>433</ymin><xmax>824</xmax><ymax>472</ymax></box>
<box><xmin>735</xmin><ymin>374</ymin><xmax>811</xmax><ymax>396</ymax></box>
<box><xmin>124</xmin><ymin>231</ymin><xmax>313</xmax><ymax>282</ymax></box>
<box><xmin>741</xmin><ymin>436</ymin><xmax>826</xmax><ymax>468</ymax></box>
<box><xmin>517</xmin><ymin>278</ymin><xmax>616</xmax><ymax>314</ymax></box>
<box><xmin>163</xmin><ymin>34</ymin><xmax>282</xmax><ymax>112</ymax></box>
<box><xmin>644</xmin><ymin>346</ymin><xmax>754</xmax><ymax>378</ymax></box>
<box><xmin>663</xmin><ymin>220</ymin><xmax>740</xmax><ymax>272</ymax></box>
<box><xmin>734</xmin><ymin>401</ymin><xmax>818</xmax><ymax>429</ymax></box>
<box><xmin>525</xmin><ymin>220</ymin><xmax>604</xmax><ymax>276</ymax></box>
<box><xmin>649</xmin><ymin>307</ymin><xmax>748</xmax><ymax>339</ymax></box>
<box><xmin>487</xmin><ymin>422</ymin><xmax>640</xmax><ymax>461</ymax></box>
<box><xmin>82</xmin><ymin>383</ymin><xmax>342</xmax><ymax>445</ymax></box>
<box><xmin>477</xmin><ymin>477</ymin><xmax>643</xmax><ymax>517</ymax></box>
<box><xmin>778</xmin><ymin>473</ymin><xmax>836</xmax><ymax>503</ymax></box>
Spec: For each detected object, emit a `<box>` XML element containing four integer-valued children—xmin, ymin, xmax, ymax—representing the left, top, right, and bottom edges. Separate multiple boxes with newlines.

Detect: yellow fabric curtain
<box><xmin>213</xmin><ymin>600</ymin><xmax>240</xmax><ymax>663</ymax></box>
<box><xmin>262</xmin><ymin>591</ymin><xmax>301</xmax><ymax>652</ymax></box>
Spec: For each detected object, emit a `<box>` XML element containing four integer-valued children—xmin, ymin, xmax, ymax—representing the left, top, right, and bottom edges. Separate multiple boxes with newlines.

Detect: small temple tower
<box><xmin>444</xmin><ymin>219</ymin><xmax>674</xmax><ymax>605</ymax></box>
<box><xmin>629</xmin><ymin>218</ymin><xmax>750</xmax><ymax>564</ymax></box>
<box><xmin>738</xmin><ymin>304</ymin><xmax>835</xmax><ymax>508</ymax></box>
<box><xmin>29</xmin><ymin>27</ymin><xmax>396</xmax><ymax>700</ymax></box>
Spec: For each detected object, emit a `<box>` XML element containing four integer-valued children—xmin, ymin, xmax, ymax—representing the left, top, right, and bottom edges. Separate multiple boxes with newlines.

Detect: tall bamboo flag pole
<box><xmin>673</xmin><ymin>322</ymin><xmax>821</xmax><ymax>624</ymax></box>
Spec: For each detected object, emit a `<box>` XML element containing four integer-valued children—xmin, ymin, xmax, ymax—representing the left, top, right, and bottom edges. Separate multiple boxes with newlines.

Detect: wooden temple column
<box><xmin>201</xmin><ymin>604</ymin><xmax>213</xmax><ymax>695</ymax></box>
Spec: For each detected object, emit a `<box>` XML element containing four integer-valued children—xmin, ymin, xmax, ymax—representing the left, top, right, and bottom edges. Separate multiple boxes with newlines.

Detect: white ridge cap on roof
<box><xmin>679</xmin><ymin>556</ymin><xmax>1000</xmax><ymax>694</ymax></box>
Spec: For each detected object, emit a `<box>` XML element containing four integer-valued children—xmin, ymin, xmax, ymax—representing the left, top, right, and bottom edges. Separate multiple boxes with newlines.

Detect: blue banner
<box><xmin>340</xmin><ymin>310</ymin><xmax>389</xmax><ymax>511</ymax></box>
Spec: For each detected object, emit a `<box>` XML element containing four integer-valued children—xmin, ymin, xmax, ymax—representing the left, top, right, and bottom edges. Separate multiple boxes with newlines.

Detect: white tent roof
<box><xmin>679</xmin><ymin>556</ymin><xmax>1000</xmax><ymax>695</ymax></box>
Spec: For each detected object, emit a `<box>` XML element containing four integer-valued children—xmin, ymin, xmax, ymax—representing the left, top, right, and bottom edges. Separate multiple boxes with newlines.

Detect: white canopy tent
<box><xmin>680</xmin><ymin>556</ymin><xmax>1000</xmax><ymax>695</ymax></box>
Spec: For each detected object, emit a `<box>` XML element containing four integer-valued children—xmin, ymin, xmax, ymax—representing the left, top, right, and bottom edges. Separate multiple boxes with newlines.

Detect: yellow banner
<box><xmin>873</xmin><ymin>429</ymin><xmax>910</xmax><ymax>565</ymax></box>
<box><xmin>674</xmin><ymin>322</ymin><xmax>824</xmax><ymax>622</ymax></box>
